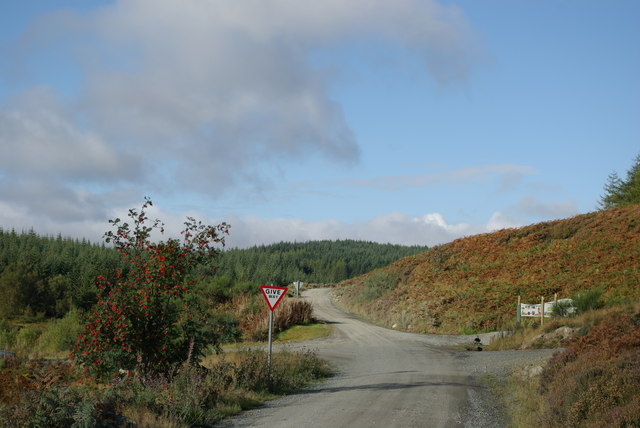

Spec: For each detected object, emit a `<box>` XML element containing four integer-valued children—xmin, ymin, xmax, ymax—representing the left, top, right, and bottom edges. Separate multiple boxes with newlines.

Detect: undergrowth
<box><xmin>497</xmin><ymin>303</ymin><xmax>640</xmax><ymax>428</ymax></box>
<box><xmin>0</xmin><ymin>349</ymin><xmax>330</xmax><ymax>427</ymax></box>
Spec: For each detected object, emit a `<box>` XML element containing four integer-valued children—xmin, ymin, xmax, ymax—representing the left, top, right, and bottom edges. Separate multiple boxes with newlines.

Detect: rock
<box><xmin>521</xmin><ymin>326</ymin><xmax>580</xmax><ymax>349</ymax></box>
<box><xmin>515</xmin><ymin>364</ymin><xmax>544</xmax><ymax>379</ymax></box>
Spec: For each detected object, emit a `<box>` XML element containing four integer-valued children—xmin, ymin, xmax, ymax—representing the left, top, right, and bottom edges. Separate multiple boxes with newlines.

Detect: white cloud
<box><xmin>0</xmin><ymin>0</ymin><xmax>486</xmax><ymax>238</ymax></box>
<box><xmin>0</xmin><ymin>86</ymin><xmax>137</xmax><ymax>181</ymax></box>
<box><xmin>223</xmin><ymin>211</ymin><xmax>499</xmax><ymax>248</ymax></box>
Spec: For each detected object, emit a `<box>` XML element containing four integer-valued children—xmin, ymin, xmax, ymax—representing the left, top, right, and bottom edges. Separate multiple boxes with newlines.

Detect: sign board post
<box><xmin>293</xmin><ymin>281</ymin><xmax>303</xmax><ymax>297</ymax></box>
<box><xmin>259</xmin><ymin>285</ymin><xmax>288</xmax><ymax>372</ymax></box>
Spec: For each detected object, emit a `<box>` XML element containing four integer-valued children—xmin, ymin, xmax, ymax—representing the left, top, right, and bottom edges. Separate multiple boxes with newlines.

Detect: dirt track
<box><xmin>219</xmin><ymin>288</ymin><xmax>557</xmax><ymax>427</ymax></box>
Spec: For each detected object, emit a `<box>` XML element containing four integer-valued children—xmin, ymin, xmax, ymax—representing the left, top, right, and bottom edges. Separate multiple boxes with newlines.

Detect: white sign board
<box><xmin>520</xmin><ymin>299</ymin><xmax>574</xmax><ymax>317</ymax></box>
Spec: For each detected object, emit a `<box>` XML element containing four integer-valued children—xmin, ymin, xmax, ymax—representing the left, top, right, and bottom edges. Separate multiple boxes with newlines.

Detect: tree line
<box><xmin>0</xmin><ymin>228</ymin><xmax>427</xmax><ymax>320</ymax></box>
<box><xmin>211</xmin><ymin>240</ymin><xmax>429</xmax><ymax>285</ymax></box>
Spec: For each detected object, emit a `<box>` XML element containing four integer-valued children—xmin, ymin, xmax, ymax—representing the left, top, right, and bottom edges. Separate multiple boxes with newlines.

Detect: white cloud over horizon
<box><xmin>0</xmin><ymin>199</ymin><xmax>520</xmax><ymax>248</ymax></box>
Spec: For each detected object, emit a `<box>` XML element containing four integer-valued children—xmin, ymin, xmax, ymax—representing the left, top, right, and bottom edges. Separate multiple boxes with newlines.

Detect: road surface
<box><xmin>219</xmin><ymin>288</ymin><xmax>547</xmax><ymax>427</ymax></box>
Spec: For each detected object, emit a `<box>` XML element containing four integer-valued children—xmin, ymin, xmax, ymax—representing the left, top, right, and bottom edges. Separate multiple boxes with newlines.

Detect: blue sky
<box><xmin>1</xmin><ymin>0</ymin><xmax>638</xmax><ymax>248</ymax></box>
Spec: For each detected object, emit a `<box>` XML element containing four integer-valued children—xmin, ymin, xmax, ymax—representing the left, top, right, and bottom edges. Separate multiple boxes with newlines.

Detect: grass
<box><xmin>222</xmin><ymin>321</ymin><xmax>334</xmax><ymax>351</ymax></box>
<box><xmin>276</xmin><ymin>323</ymin><xmax>333</xmax><ymax>342</ymax></box>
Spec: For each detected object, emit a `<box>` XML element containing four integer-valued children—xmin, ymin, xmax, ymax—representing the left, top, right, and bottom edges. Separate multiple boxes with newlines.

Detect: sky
<box><xmin>0</xmin><ymin>0</ymin><xmax>638</xmax><ymax>248</ymax></box>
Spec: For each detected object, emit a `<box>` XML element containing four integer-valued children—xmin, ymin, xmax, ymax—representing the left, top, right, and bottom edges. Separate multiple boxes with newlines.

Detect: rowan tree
<box><xmin>72</xmin><ymin>198</ymin><xmax>229</xmax><ymax>378</ymax></box>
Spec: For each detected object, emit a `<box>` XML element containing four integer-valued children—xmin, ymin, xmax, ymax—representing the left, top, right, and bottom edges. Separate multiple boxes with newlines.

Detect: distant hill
<box><xmin>335</xmin><ymin>205</ymin><xmax>640</xmax><ymax>334</ymax></box>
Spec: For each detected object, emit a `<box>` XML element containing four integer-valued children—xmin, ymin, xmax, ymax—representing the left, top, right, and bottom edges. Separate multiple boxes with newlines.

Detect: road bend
<box><xmin>218</xmin><ymin>288</ymin><xmax>502</xmax><ymax>428</ymax></box>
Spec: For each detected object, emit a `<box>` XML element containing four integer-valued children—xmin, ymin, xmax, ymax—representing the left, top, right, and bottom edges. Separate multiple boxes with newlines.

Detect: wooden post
<box><xmin>516</xmin><ymin>295</ymin><xmax>521</xmax><ymax>328</ymax></box>
<box><xmin>540</xmin><ymin>296</ymin><xmax>545</xmax><ymax>327</ymax></box>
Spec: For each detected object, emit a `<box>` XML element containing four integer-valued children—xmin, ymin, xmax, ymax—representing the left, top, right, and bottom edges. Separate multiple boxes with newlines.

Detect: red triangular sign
<box><xmin>260</xmin><ymin>285</ymin><xmax>288</xmax><ymax>311</ymax></box>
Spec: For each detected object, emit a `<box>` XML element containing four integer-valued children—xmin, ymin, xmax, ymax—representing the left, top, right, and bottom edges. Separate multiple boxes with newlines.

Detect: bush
<box><xmin>551</xmin><ymin>299</ymin><xmax>576</xmax><ymax>318</ymax></box>
<box><xmin>573</xmin><ymin>287</ymin><xmax>605</xmax><ymax>314</ymax></box>
<box><xmin>233</xmin><ymin>281</ymin><xmax>258</xmax><ymax>296</ymax></box>
<box><xmin>72</xmin><ymin>198</ymin><xmax>230</xmax><ymax>378</ymax></box>
<box><xmin>0</xmin><ymin>347</ymin><xmax>330</xmax><ymax>427</ymax></box>
<box><xmin>37</xmin><ymin>309</ymin><xmax>82</xmax><ymax>354</ymax></box>
<box><xmin>539</xmin><ymin>310</ymin><xmax>640</xmax><ymax>427</ymax></box>
<box><xmin>14</xmin><ymin>327</ymin><xmax>39</xmax><ymax>352</ymax></box>
<box><xmin>358</xmin><ymin>271</ymin><xmax>398</xmax><ymax>303</ymax></box>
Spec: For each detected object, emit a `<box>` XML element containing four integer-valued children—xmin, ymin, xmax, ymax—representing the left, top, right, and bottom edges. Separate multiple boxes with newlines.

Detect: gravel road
<box><xmin>218</xmin><ymin>288</ymin><xmax>557</xmax><ymax>427</ymax></box>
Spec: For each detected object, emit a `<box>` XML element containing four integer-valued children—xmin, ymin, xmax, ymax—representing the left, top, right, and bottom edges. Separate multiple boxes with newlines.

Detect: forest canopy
<box><xmin>0</xmin><ymin>228</ymin><xmax>427</xmax><ymax>320</ymax></box>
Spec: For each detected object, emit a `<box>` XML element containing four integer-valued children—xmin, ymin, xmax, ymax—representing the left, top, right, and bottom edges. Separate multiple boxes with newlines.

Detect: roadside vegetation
<box><xmin>0</xmin><ymin>199</ymin><xmax>332</xmax><ymax>426</ymax></box>
<box><xmin>495</xmin><ymin>302</ymin><xmax>639</xmax><ymax>427</ymax></box>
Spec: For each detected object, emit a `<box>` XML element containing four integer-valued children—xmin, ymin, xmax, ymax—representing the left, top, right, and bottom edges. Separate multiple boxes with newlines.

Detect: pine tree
<box><xmin>599</xmin><ymin>153</ymin><xmax>640</xmax><ymax>209</ymax></box>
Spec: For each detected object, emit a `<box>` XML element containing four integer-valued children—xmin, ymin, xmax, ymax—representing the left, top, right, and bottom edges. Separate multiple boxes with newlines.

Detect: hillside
<box><xmin>335</xmin><ymin>205</ymin><xmax>640</xmax><ymax>334</ymax></box>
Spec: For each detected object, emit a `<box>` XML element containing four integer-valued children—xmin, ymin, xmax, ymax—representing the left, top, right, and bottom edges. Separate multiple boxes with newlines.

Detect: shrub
<box><xmin>37</xmin><ymin>309</ymin><xmax>82</xmax><ymax>354</ymax></box>
<box><xmin>539</xmin><ymin>310</ymin><xmax>640</xmax><ymax>427</ymax></box>
<box><xmin>358</xmin><ymin>271</ymin><xmax>398</xmax><ymax>303</ymax></box>
<box><xmin>14</xmin><ymin>327</ymin><xmax>39</xmax><ymax>352</ymax></box>
<box><xmin>573</xmin><ymin>287</ymin><xmax>605</xmax><ymax>314</ymax></box>
<box><xmin>72</xmin><ymin>198</ymin><xmax>230</xmax><ymax>378</ymax></box>
<box><xmin>551</xmin><ymin>299</ymin><xmax>576</xmax><ymax>318</ymax></box>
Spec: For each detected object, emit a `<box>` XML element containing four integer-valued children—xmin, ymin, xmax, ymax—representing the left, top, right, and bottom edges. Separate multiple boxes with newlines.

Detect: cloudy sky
<box><xmin>1</xmin><ymin>0</ymin><xmax>638</xmax><ymax>248</ymax></box>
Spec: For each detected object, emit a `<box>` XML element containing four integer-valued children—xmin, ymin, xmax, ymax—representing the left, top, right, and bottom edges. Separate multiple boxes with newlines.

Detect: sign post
<box><xmin>293</xmin><ymin>281</ymin><xmax>303</xmax><ymax>297</ymax></box>
<box><xmin>259</xmin><ymin>285</ymin><xmax>288</xmax><ymax>371</ymax></box>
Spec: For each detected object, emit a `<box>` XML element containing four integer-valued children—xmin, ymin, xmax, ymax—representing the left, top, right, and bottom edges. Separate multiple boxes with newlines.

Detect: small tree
<box><xmin>72</xmin><ymin>198</ymin><xmax>229</xmax><ymax>378</ymax></box>
<box><xmin>599</xmin><ymin>153</ymin><xmax>640</xmax><ymax>209</ymax></box>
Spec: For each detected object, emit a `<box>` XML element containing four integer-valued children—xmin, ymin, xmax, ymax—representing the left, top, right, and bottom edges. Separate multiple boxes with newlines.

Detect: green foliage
<box><xmin>0</xmin><ymin>229</ymin><xmax>123</xmax><ymax>319</ymax></box>
<box><xmin>37</xmin><ymin>309</ymin><xmax>83</xmax><ymax>354</ymax></box>
<box><xmin>0</xmin><ymin>320</ymin><xmax>18</xmax><ymax>350</ymax></box>
<box><xmin>600</xmin><ymin>153</ymin><xmax>640</xmax><ymax>209</ymax></box>
<box><xmin>573</xmin><ymin>287</ymin><xmax>605</xmax><ymax>314</ymax></box>
<box><xmin>358</xmin><ymin>270</ymin><xmax>399</xmax><ymax>303</ymax></box>
<box><xmin>212</xmin><ymin>240</ymin><xmax>428</xmax><ymax>285</ymax></box>
<box><xmin>551</xmin><ymin>300</ymin><xmax>575</xmax><ymax>318</ymax></box>
<box><xmin>14</xmin><ymin>327</ymin><xmax>39</xmax><ymax>352</ymax></box>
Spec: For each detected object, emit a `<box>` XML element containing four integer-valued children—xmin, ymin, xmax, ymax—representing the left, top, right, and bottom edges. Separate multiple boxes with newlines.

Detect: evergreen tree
<box><xmin>599</xmin><ymin>153</ymin><xmax>640</xmax><ymax>209</ymax></box>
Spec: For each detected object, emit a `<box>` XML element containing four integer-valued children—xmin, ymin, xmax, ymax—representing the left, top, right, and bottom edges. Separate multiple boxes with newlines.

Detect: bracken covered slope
<box><xmin>336</xmin><ymin>205</ymin><xmax>640</xmax><ymax>334</ymax></box>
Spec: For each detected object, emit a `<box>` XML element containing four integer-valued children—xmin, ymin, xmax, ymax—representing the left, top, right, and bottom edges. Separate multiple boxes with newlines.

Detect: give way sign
<box><xmin>260</xmin><ymin>285</ymin><xmax>288</xmax><ymax>311</ymax></box>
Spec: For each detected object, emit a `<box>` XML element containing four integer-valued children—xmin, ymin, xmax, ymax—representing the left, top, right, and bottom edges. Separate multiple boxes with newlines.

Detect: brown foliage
<box><xmin>337</xmin><ymin>205</ymin><xmax>640</xmax><ymax>333</ymax></box>
<box><xmin>539</xmin><ymin>309</ymin><xmax>640</xmax><ymax>427</ymax></box>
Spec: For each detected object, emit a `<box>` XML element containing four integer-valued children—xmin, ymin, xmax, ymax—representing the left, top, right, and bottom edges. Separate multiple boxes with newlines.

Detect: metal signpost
<box><xmin>293</xmin><ymin>281</ymin><xmax>303</xmax><ymax>297</ymax></box>
<box><xmin>259</xmin><ymin>285</ymin><xmax>288</xmax><ymax>371</ymax></box>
